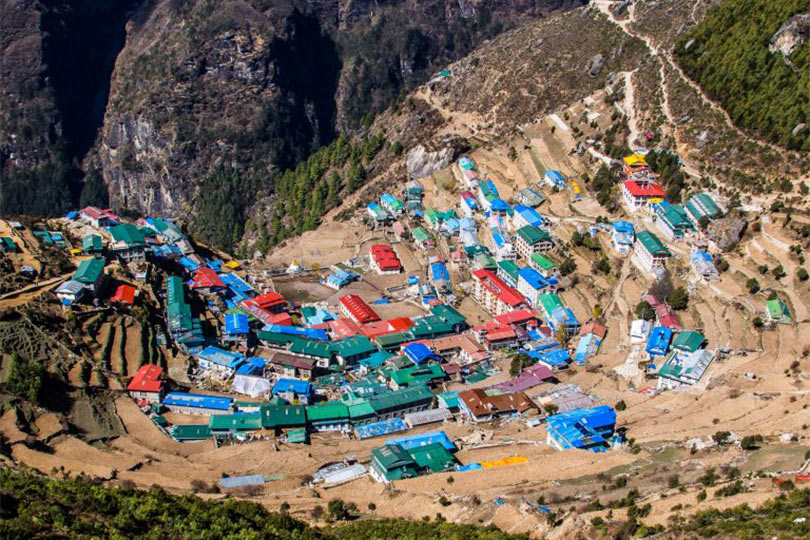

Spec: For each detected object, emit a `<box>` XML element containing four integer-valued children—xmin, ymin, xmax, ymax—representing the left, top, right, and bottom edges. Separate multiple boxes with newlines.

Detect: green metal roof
<box><xmin>346</xmin><ymin>399</ymin><xmax>376</xmax><ymax>420</ymax></box>
<box><xmin>636</xmin><ymin>231</ymin><xmax>670</xmax><ymax>257</ymax></box>
<box><xmin>409</xmin><ymin>315</ymin><xmax>453</xmax><ymax>338</ymax></box>
<box><xmin>539</xmin><ymin>293</ymin><xmax>564</xmax><ymax>316</ymax></box>
<box><xmin>497</xmin><ymin>260</ymin><xmax>521</xmax><ymax>281</ymax></box>
<box><xmin>332</xmin><ymin>335</ymin><xmax>377</xmax><ymax>359</ymax></box>
<box><xmin>260</xmin><ymin>404</ymin><xmax>306</xmax><ymax>428</ymax></box>
<box><xmin>305</xmin><ymin>401</ymin><xmax>350</xmax><ymax>422</ymax></box>
<box><xmin>672</xmin><ymin>330</ymin><xmax>706</xmax><ymax>353</ymax></box>
<box><xmin>412</xmin><ymin>227</ymin><xmax>431</xmax><ymax>243</ymax></box>
<box><xmin>368</xmin><ymin>384</ymin><xmax>434</xmax><ymax>414</ymax></box>
<box><xmin>73</xmin><ymin>257</ymin><xmax>105</xmax><ymax>284</ymax></box>
<box><xmin>429</xmin><ymin>304</ymin><xmax>466</xmax><ymax>327</ymax></box>
<box><xmin>373</xmin><ymin>331</ymin><xmax>412</xmax><ymax>349</ymax></box>
<box><xmin>659</xmin><ymin>205</ymin><xmax>694</xmax><ymax>231</ymax></box>
<box><xmin>408</xmin><ymin>442</ymin><xmax>455</xmax><ymax>472</ymax></box>
<box><xmin>387</xmin><ymin>364</ymin><xmax>446</xmax><ymax>387</ymax></box>
<box><xmin>766</xmin><ymin>299</ymin><xmax>791</xmax><ymax>321</ymax></box>
<box><xmin>109</xmin><ymin>224</ymin><xmax>145</xmax><ymax>246</ymax></box>
<box><xmin>531</xmin><ymin>253</ymin><xmax>556</xmax><ymax>271</ymax></box>
<box><xmin>287</xmin><ymin>428</ymin><xmax>308</xmax><ymax>443</ymax></box>
<box><xmin>171</xmin><ymin>425</ymin><xmax>212</xmax><ymax>440</ymax></box>
<box><xmin>82</xmin><ymin>234</ymin><xmax>103</xmax><ymax>252</ymax></box>
<box><xmin>288</xmin><ymin>338</ymin><xmax>333</xmax><ymax>359</ymax></box>
<box><xmin>209</xmin><ymin>412</ymin><xmax>262</xmax><ymax>431</ymax></box>
<box><xmin>516</xmin><ymin>225</ymin><xmax>550</xmax><ymax>245</ymax></box>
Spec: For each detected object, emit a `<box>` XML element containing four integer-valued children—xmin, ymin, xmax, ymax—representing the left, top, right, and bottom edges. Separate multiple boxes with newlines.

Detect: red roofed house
<box><xmin>622</xmin><ymin>180</ymin><xmax>666</xmax><ymax>211</ymax></box>
<box><xmin>339</xmin><ymin>294</ymin><xmax>380</xmax><ymax>324</ymax></box>
<box><xmin>268</xmin><ymin>312</ymin><xmax>293</xmax><ymax>326</ymax></box>
<box><xmin>329</xmin><ymin>317</ymin><xmax>363</xmax><ymax>339</ymax></box>
<box><xmin>471</xmin><ymin>269</ymin><xmax>526</xmax><ymax>316</ymax></box>
<box><xmin>112</xmin><ymin>284</ymin><xmax>137</xmax><ymax>305</ymax></box>
<box><xmin>79</xmin><ymin>206</ymin><xmax>117</xmax><ymax>228</ymax></box>
<box><xmin>495</xmin><ymin>308</ymin><xmax>540</xmax><ymax>329</ymax></box>
<box><xmin>472</xmin><ymin>321</ymin><xmax>519</xmax><ymax>350</ymax></box>
<box><xmin>191</xmin><ymin>267</ymin><xmax>226</xmax><ymax>295</ymax></box>
<box><xmin>127</xmin><ymin>364</ymin><xmax>165</xmax><ymax>404</ymax></box>
<box><xmin>369</xmin><ymin>244</ymin><xmax>402</xmax><ymax>275</ymax></box>
<box><xmin>579</xmin><ymin>321</ymin><xmax>608</xmax><ymax>340</ymax></box>
<box><xmin>430</xmin><ymin>333</ymin><xmax>490</xmax><ymax>365</ymax></box>
<box><xmin>254</xmin><ymin>292</ymin><xmax>287</xmax><ymax>314</ymax></box>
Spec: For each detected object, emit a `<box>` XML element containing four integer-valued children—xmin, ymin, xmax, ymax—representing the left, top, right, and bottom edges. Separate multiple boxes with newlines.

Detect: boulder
<box><xmin>707</xmin><ymin>211</ymin><xmax>747</xmax><ymax>252</ymax></box>
<box><xmin>405</xmin><ymin>144</ymin><xmax>454</xmax><ymax>179</ymax></box>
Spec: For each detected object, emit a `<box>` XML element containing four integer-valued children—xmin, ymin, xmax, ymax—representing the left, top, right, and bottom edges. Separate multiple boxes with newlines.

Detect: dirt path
<box><xmin>125</xmin><ymin>321</ymin><xmax>143</xmax><ymax>377</ymax></box>
<box><xmin>622</xmin><ymin>70</ymin><xmax>641</xmax><ymax>148</ymax></box>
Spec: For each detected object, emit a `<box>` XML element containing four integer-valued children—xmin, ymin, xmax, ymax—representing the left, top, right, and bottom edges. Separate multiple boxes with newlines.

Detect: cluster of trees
<box><xmin>0</xmin><ymin>470</ymin><xmax>529</xmax><ymax>540</ymax></box>
<box><xmin>255</xmin><ymin>133</ymin><xmax>386</xmax><ymax>253</ymax></box>
<box><xmin>675</xmin><ymin>0</ymin><xmax>810</xmax><ymax>151</ymax></box>
<box><xmin>2</xmin><ymin>353</ymin><xmax>46</xmax><ymax>403</ymax></box>
<box><xmin>645</xmin><ymin>151</ymin><xmax>687</xmax><ymax>203</ymax></box>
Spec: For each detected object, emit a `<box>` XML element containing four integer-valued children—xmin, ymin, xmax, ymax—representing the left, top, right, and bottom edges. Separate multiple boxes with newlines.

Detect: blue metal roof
<box><xmin>179</xmin><ymin>257</ymin><xmax>200</xmax><ymax>271</ymax></box>
<box><xmin>518</xmin><ymin>267</ymin><xmax>549</xmax><ymax>291</ymax></box>
<box><xmin>546</xmin><ymin>406</ymin><xmax>616</xmax><ymax>452</ymax></box>
<box><xmin>196</xmin><ymin>346</ymin><xmax>245</xmax><ymax>368</ymax></box>
<box><xmin>613</xmin><ymin>221</ymin><xmax>635</xmax><ymax>233</ymax></box>
<box><xmin>514</xmin><ymin>205</ymin><xmax>545</xmax><ymax>228</ymax></box>
<box><xmin>219</xmin><ymin>272</ymin><xmax>253</xmax><ymax>295</ymax></box>
<box><xmin>163</xmin><ymin>392</ymin><xmax>233</xmax><ymax>411</ymax></box>
<box><xmin>263</xmin><ymin>324</ymin><xmax>329</xmax><ymax>341</ymax></box>
<box><xmin>403</xmin><ymin>343</ymin><xmax>438</xmax><ymax>365</ymax></box>
<box><xmin>545</xmin><ymin>170</ymin><xmax>566</xmax><ymax>186</ymax></box>
<box><xmin>386</xmin><ymin>430</ymin><xmax>455</xmax><ymax>451</ymax></box>
<box><xmin>224</xmin><ymin>313</ymin><xmax>250</xmax><ymax>335</ymax></box>
<box><xmin>646</xmin><ymin>326</ymin><xmax>673</xmax><ymax>356</ymax></box>
<box><xmin>489</xmin><ymin>198</ymin><xmax>511</xmax><ymax>212</ymax></box>
<box><xmin>273</xmin><ymin>378</ymin><xmax>313</xmax><ymax>396</ymax></box>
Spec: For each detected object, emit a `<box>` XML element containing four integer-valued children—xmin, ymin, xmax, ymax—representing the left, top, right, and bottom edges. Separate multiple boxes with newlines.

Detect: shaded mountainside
<box><xmin>675</xmin><ymin>0</ymin><xmax>810</xmax><ymax>151</ymax></box>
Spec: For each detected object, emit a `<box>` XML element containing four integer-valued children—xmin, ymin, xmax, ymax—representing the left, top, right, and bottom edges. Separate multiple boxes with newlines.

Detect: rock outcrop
<box><xmin>707</xmin><ymin>211</ymin><xmax>748</xmax><ymax>252</ymax></box>
<box><xmin>405</xmin><ymin>145</ymin><xmax>455</xmax><ymax>179</ymax></box>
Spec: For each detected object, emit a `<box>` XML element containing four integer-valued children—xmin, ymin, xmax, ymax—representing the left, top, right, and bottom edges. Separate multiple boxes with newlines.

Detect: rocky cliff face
<box><xmin>97</xmin><ymin>0</ymin><xmax>585</xmax><ymax>219</ymax></box>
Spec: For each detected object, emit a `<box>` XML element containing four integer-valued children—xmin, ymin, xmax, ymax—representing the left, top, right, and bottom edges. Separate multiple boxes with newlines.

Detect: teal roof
<box><xmin>516</xmin><ymin>225</ymin><xmax>551</xmax><ymax>245</ymax></box>
<box><xmin>332</xmin><ymin>335</ymin><xmax>377</xmax><ymax>359</ymax></box>
<box><xmin>429</xmin><ymin>304</ymin><xmax>466</xmax><ymax>327</ymax></box>
<box><xmin>109</xmin><ymin>224</ymin><xmax>145</xmax><ymax>247</ymax></box>
<box><xmin>82</xmin><ymin>234</ymin><xmax>103</xmax><ymax>252</ymax></box>
<box><xmin>497</xmin><ymin>260</ymin><xmax>521</xmax><ymax>281</ymax></box>
<box><xmin>672</xmin><ymin>330</ymin><xmax>706</xmax><ymax>353</ymax></box>
<box><xmin>305</xmin><ymin>402</ymin><xmax>350</xmax><ymax>422</ymax></box>
<box><xmin>73</xmin><ymin>257</ymin><xmax>105</xmax><ymax>284</ymax></box>
<box><xmin>636</xmin><ymin>231</ymin><xmax>670</xmax><ymax>256</ymax></box>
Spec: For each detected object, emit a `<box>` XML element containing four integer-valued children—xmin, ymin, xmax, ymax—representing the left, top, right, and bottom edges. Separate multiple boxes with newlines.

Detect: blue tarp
<box><xmin>163</xmin><ymin>392</ymin><xmax>233</xmax><ymax>411</ymax></box>
<box><xmin>273</xmin><ymin>378</ymin><xmax>313</xmax><ymax>397</ymax></box>
<box><xmin>354</xmin><ymin>417</ymin><xmax>409</xmax><ymax>439</ymax></box>
<box><xmin>386</xmin><ymin>430</ymin><xmax>455</xmax><ymax>451</ymax></box>
<box><xmin>546</xmin><ymin>405</ymin><xmax>616</xmax><ymax>452</ymax></box>
<box><xmin>224</xmin><ymin>313</ymin><xmax>250</xmax><ymax>335</ymax></box>
<box><xmin>431</xmin><ymin>262</ymin><xmax>450</xmax><ymax>283</ymax></box>
<box><xmin>219</xmin><ymin>474</ymin><xmax>266</xmax><ymax>488</ymax></box>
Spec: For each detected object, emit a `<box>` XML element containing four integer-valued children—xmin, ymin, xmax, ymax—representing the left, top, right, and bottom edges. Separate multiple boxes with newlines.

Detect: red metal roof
<box><xmin>623</xmin><ymin>180</ymin><xmax>666</xmax><ymax>198</ymax></box>
<box><xmin>191</xmin><ymin>267</ymin><xmax>225</xmax><ymax>289</ymax></box>
<box><xmin>268</xmin><ymin>312</ymin><xmax>293</xmax><ymax>326</ymax></box>
<box><xmin>495</xmin><ymin>308</ymin><xmax>538</xmax><ymax>325</ymax></box>
<box><xmin>126</xmin><ymin>364</ymin><xmax>164</xmax><ymax>393</ymax></box>
<box><xmin>472</xmin><ymin>269</ymin><xmax>524</xmax><ymax>307</ymax></box>
<box><xmin>330</xmin><ymin>317</ymin><xmax>363</xmax><ymax>338</ymax></box>
<box><xmin>112</xmin><ymin>284</ymin><xmax>136</xmax><ymax>305</ymax></box>
<box><xmin>370</xmin><ymin>244</ymin><xmax>402</xmax><ymax>270</ymax></box>
<box><xmin>580</xmin><ymin>321</ymin><xmax>608</xmax><ymax>340</ymax></box>
<box><xmin>339</xmin><ymin>294</ymin><xmax>380</xmax><ymax>324</ymax></box>
<box><xmin>254</xmin><ymin>292</ymin><xmax>286</xmax><ymax>309</ymax></box>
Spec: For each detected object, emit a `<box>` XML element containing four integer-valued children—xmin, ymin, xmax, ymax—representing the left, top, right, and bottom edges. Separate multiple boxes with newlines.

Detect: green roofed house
<box><xmin>368</xmin><ymin>384</ymin><xmax>434</xmax><ymax>419</ymax></box>
<box><xmin>369</xmin><ymin>442</ymin><xmax>455</xmax><ymax>483</ymax></box>
<box><xmin>496</xmin><ymin>259</ymin><xmax>521</xmax><ymax>288</ymax></box>
<box><xmin>170</xmin><ymin>424</ymin><xmax>213</xmax><ymax>441</ymax></box>
<box><xmin>514</xmin><ymin>225</ymin><xmax>554</xmax><ymax>261</ymax></box>
<box><xmin>374</xmin><ymin>331</ymin><xmax>413</xmax><ymax>351</ymax></box>
<box><xmin>82</xmin><ymin>234</ymin><xmax>103</xmax><ymax>254</ymax></box>
<box><xmin>671</xmin><ymin>330</ymin><xmax>706</xmax><ymax>353</ymax></box>
<box><xmin>633</xmin><ymin>230</ymin><xmax>670</xmax><ymax>273</ymax></box>
<box><xmin>429</xmin><ymin>304</ymin><xmax>467</xmax><ymax>332</ymax></box>
<box><xmin>538</xmin><ymin>293</ymin><xmax>564</xmax><ymax>320</ymax></box>
<box><xmin>0</xmin><ymin>237</ymin><xmax>20</xmax><ymax>253</ymax></box>
<box><xmin>209</xmin><ymin>412</ymin><xmax>263</xmax><ymax>436</ymax></box>
<box><xmin>72</xmin><ymin>257</ymin><xmax>106</xmax><ymax>295</ymax></box>
<box><xmin>386</xmin><ymin>364</ymin><xmax>446</xmax><ymax>390</ymax></box>
<box><xmin>409</xmin><ymin>315</ymin><xmax>453</xmax><ymax>339</ymax></box>
<box><xmin>655</xmin><ymin>204</ymin><xmax>695</xmax><ymax>241</ymax></box>
<box><xmin>530</xmin><ymin>253</ymin><xmax>558</xmax><ymax>277</ymax></box>
<box><xmin>306</xmin><ymin>401</ymin><xmax>351</xmax><ymax>432</ymax></box>
<box><xmin>345</xmin><ymin>398</ymin><xmax>377</xmax><ymax>425</ymax></box>
<box><xmin>166</xmin><ymin>275</ymin><xmax>204</xmax><ymax>350</ymax></box>
<box><xmin>288</xmin><ymin>339</ymin><xmax>334</xmax><ymax>368</ymax></box>
<box><xmin>109</xmin><ymin>224</ymin><xmax>146</xmax><ymax>262</ymax></box>
<box><xmin>411</xmin><ymin>226</ymin><xmax>434</xmax><ymax>250</ymax></box>
<box><xmin>332</xmin><ymin>335</ymin><xmax>377</xmax><ymax>366</ymax></box>
<box><xmin>685</xmin><ymin>193</ymin><xmax>722</xmax><ymax>227</ymax></box>
<box><xmin>260</xmin><ymin>404</ymin><xmax>306</xmax><ymax>430</ymax></box>
<box><xmin>765</xmin><ymin>299</ymin><xmax>791</xmax><ymax>325</ymax></box>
